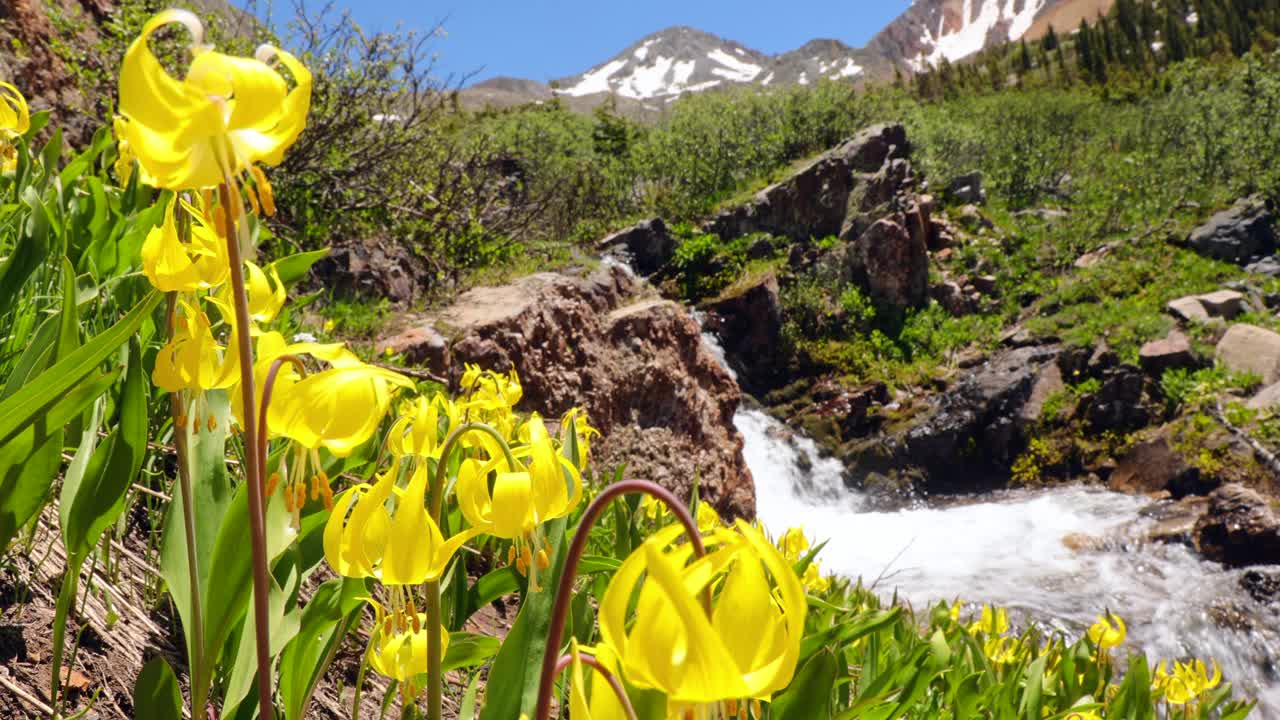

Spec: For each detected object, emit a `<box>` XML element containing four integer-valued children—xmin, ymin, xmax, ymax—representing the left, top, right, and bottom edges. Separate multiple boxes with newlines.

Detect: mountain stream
<box><xmin>705</xmin><ymin>330</ymin><xmax>1280</xmax><ymax>712</ymax></box>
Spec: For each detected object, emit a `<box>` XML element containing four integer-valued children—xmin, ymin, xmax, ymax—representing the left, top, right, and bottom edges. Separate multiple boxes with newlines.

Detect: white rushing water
<box><xmin>736</xmin><ymin>407</ymin><xmax>1280</xmax><ymax>712</ymax></box>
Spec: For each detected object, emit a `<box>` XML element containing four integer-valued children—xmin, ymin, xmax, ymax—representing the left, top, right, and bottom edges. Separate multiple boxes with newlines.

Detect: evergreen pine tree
<box><xmin>1043</xmin><ymin>24</ymin><xmax>1060</xmax><ymax>51</ymax></box>
<box><xmin>1165</xmin><ymin>7</ymin><xmax>1192</xmax><ymax>61</ymax></box>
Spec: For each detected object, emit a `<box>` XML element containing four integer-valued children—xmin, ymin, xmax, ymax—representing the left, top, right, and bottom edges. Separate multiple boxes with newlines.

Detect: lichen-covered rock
<box><xmin>703</xmin><ymin>123</ymin><xmax>909</xmax><ymax>244</ymax></box>
<box><xmin>382</xmin><ymin>265</ymin><xmax>755</xmax><ymax>518</ymax></box>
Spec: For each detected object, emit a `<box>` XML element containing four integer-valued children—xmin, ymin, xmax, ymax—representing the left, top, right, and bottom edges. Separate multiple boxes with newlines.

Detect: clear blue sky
<box><xmin>243</xmin><ymin>2</ymin><xmax>912</xmax><ymax>84</ymax></box>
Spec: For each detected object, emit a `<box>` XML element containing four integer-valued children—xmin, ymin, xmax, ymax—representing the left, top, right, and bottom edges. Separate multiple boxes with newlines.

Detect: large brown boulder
<box><xmin>381</xmin><ymin>265</ymin><xmax>755</xmax><ymax>518</ymax></box>
<box><xmin>1194</xmin><ymin>484</ymin><xmax>1280</xmax><ymax>568</ymax></box>
<box><xmin>1109</xmin><ymin>431</ymin><xmax>1206</xmax><ymax>497</ymax></box>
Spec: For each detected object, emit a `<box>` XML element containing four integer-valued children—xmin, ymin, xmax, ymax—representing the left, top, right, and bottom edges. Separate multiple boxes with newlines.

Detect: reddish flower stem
<box><xmin>533</xmin><ymin>480</ymin><xmax>708</xmax><ymax>720</ymax></box>
<box><xmin>257</xmin><ymin>354</ymin><xmax>308</xmax><ymax>484</ymax></box>
<box><xmin>219</xmin><ymin>180</ymin><xmax>274</xmax><ymax>720</ymax></box>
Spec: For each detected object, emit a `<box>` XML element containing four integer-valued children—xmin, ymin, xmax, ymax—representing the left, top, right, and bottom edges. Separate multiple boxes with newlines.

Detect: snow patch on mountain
<box><xmin>707</xmin><ymin>48</ymin><xmax>763</xmax><ymax>81</ymax></box>
<box><xmin>916</xmin><ymin>0</ymin><xmax>1048</xmax><ymax>68</ymax></box>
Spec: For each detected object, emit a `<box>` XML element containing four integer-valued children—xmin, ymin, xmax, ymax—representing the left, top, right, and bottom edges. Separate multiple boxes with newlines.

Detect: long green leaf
<box><xmin>0</xmin><ymin>289</ymin><xmax>159</xmax><ymax>447</ymax></box>
<box><xmin>772</xmin><ymin>649</ymin><xmax>838</xmax><ymax>720</ymax></box>
<box><xmin>443</xmin><ymin>632</ymin><xmax>502</xmax><ymax>672</ymax></box>
<box><xmin>479</xmin><ymin>516</ymin><xmax>567</xmax><ymax>720</ymax></box>
<box><xmin>158</xmin><ymin>389</ymin><xmax>234</xmax><ymax>712</ymax></box>
<box><xmin>0</xmin><ymin>370</ymin><xmax>116</xmax><ymax>550</ymax></box>
<box><xmin>279</xmin><ymin>577</ymin><xmax>370</xmax><ymax>720</ymax></box>
<box><xmin>61</xmin><ymin>339</ymin><xmax>146</xmax><ymax>557</ymax></box>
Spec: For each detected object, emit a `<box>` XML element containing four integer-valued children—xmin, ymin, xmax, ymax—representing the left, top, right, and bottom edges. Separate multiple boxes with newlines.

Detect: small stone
<box><xmin>1167</xmin><ymin>296</ymin><xmax>1211</xmax><ymax>324</ymax></box>
<box><xmin>1196</xmin><ymin>289</ymin><xmax>1248</xmax><ymax>319</ymax></box>
<box><xmin>1139</xmin><ymin>330</ymin><xmax>1197</xmax><ymax>375</ymax></box>
<box><xmin>972</xmin><ymin>275</ymin><xmax>998</xmax><ymax>294</ymax></box>
<box><xmin>1247</xmin><ymin>381</ymin><xmax>1280</xmax><ymax>410</ymax></box>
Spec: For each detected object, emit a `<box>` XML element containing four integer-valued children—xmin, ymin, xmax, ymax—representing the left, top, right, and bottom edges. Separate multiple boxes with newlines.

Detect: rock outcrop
<box><xmin>596</xmin><ymin>219</ymin><xmax>676</xmax><ymax>276</ymax></box>
<box><xmin>840</xmin><ymin>344</ymin><xmax>1062</xmax><ymax>493</ymax></box>
<box><xmin>701</xmin><ymin>122</ymin><xmax>930</xmax><ymax>310</ymax></box>
<box><xmin>379</xmin><ymin>265</ymin><xmax>755</xmax><ymax>518</ymax></box>
<box><xmin>703</xmin><ymin>123</ymin><xmax>910</xmax><ymax>244</ymax></box>
<box><xmin>315</xmin><ymin>237</ymin><xmax>434</xmax><ymax>303</ymax></box>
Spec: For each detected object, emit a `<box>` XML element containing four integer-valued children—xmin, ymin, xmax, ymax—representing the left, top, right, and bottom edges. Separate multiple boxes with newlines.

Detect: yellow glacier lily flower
<box><xmin>696</xmin><ymin>502</ymin><xmax>723</xmax><ymax>534</ymax></box>
<box><xmin>456</xmin><ymin>414</ymin><xmax>583</xmax><ymax>540</ymax></box>
<box><xmin>778</xmin><ymin>527</ymin><xmax>810</xmax><ymax>562</ymax></box>
<box><xmin>266</xmin><ymin>361</ymin><xmax>413</xmax><ymax>458</ymax></box>
<box><xmin>968</xmin><ymin>604</ymin><xmax>1010</xmax><ymax>636</ymax></box>
<box><xmin>560</xmin><ymin>407</ymin><xmax>599</xmax><ymax>465</ymax></box>
<box><xmin>118</xmin><ymin>9</ymin><xmax>311</xmax><ymax>190</ymax></box>
<box><xmin>141</xmin><ymin>196</ymin><xmax>229</xmax><ymax>292</ymax></box>
<box><xmin>599</xmin><ymin>520</ymin><xmax>806</xmax><ymax>711</ymax></box>
<box><xmin>324</xmin><ymin>461</ymin><xmax>480</xmax><ymax>585</ymax></box>
<box><xmin>1154</xmin><ymin>658</ymin><xmax>1221</xmax><ymax>705</ymax></box>
<box><xmin>0</xmin><ymin>81</ymin><xmax>29</xmax><ymax>136</ymax></box>
<box><xmin>368</xmin><ymin>609</ymin><xmax>448</xmax><ymax>701</ymax></box>
<box><xmin>801</xmin><ymin>563</ymin><xmax>831</xmax><ymax>594</ymax></box>
<box><xmin>1088</xmin><ymin>612</ymin><xmax>1126</xmax><ymax>651</ymax></box>
<box><xmin>387</xmin><ymin>394</ymin><xmax>455</xmax><ymax>460</ymax></box>
<box><xmin>1</xmin><ymin>81</ymin><xmax>30</xmax><ymax>172</ymax></box>
<box><xmin>153</xmin><ymin>301</ymin><xmax>238</xmax><ymax>394</ymax></box>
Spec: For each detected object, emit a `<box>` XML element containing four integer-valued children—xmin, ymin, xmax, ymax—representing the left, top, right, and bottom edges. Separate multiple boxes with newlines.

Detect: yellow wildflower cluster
<box><xmin>1154</xmin><ymin>658</ymin><xmax>1222</xmax><ymax>707</ymax></box>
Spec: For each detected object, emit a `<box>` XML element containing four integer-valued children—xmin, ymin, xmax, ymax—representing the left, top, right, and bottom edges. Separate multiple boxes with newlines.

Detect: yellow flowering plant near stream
<box><xmin>0</xmin><ymin>8</ymin><xmax>1260</xmax><ymax>720</ymax></box>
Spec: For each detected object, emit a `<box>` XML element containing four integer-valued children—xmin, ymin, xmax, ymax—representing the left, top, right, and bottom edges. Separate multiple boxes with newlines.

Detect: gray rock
<box><xmin>1245</xmin><ymin>255</ymin><xmax>1280</xmax><ymax>277</ymax></box>
<box><xmin>1081</xmin><ymin>366</ymin><xmax>1151</xmax><ymax>432</ymax></box>
<box><xmin>1216</xmin><ymin>324</ymin><xmax>1280</xmax><ymax>384</ymax></box>
<box><xmin>931</xmin><ymin>280</ymin><xmax>973</xmax><ymax>316</ymax></box>
<box><xmin>955</xmin><ymin>204</ymin><xmax>994</xmax><ymax>232</ymax></box>
<box><xmin>1139</xmin><ymin>330</ymin><xmax>1197</xmax><ymax>376</ymax></box>
<box><xmin>1185</xmin><ymin>196</ymin><xmax>1276</xmax><ymax>264</ymax></box>
<box><xmin>946</xmin><ymin>171</ymin><xmax>987</xmax><ymax>205</ymax></box>
<box><xmin>1019</xmin><ymin>362</ymin><xmax>1065</xmax><ymax>425</ymax></box>
<box><xmin>1167</xmin><ymin>296</ymin><xmax>1211</xmax><ymax>323</ymax></box>
<box><xmin>596</xmin><ymin>218</ymin><xmax>676</xmax><ymax>276</ymax></box>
